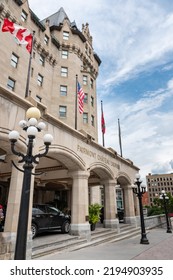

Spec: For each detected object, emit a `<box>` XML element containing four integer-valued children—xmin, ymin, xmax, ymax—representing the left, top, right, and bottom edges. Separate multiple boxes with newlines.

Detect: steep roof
<box><xmin>41</xmin><ymin>7</ymin><xmax>86</xmax><ymax>42</ymax></box>
<box><xmin>41</xmin><ymin>7</ymin><xmax>69</xmax><ymax>27</ymax></box>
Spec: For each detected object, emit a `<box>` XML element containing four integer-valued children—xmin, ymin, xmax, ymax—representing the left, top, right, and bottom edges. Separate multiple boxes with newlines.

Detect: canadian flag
<box><xmin>2</xmin><ymin>18</ymin><xmax>33</xmax><ymax>53</ymax></box>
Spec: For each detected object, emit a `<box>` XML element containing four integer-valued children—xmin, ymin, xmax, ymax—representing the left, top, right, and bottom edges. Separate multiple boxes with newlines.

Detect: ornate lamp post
<box><xmin>8</xmin><ymin>107</ymin><xmax>53</xmax><ymax>260</ymax></box>
<box><xmin>159</xmin><ymin>190</ymin><xmax>172</xmax><ymax>233</ymax></box>
<box><xmin>132</xmin><ymin>173</ymin><xmax>149</xmax><ymax>244</ymax></box>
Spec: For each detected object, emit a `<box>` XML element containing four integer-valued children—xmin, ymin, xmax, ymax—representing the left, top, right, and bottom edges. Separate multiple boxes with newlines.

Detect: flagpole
<box><xmin>75</xmin><ymin>74</ymin><xmax>78</xmax><ymax>130</ymax></box>
<box><xmin>25</xmin><ymin>31</ymin><xmax>35</xmax><ymax>98</ymax></box>
<box><xmin>101</xmin><ymin>100</ymin><xmax>105</xmax><ymax>147</ymax></box>
<box><xmin>118</xmin><ymin>118</ymin><xmax>123</xmax><ymax>157</ymax></box>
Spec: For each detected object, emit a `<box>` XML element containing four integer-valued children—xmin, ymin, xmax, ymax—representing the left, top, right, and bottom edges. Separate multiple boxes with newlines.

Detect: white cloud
<box><xmin>98</xmin><ymin>78</ymin><xmax>173</xmax><ymax>180</ymax></box>
<box><xmin>28</xmin><ymin>0</ymin><xmax>173</xmax><ymax>180</ymax></box>
<box><xmin>29</xmin><ymin>0</ymin><xmax>173</xmax><ymax>89</ymax></box>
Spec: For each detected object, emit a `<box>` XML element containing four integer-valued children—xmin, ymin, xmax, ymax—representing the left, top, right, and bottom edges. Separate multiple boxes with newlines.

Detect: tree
<box><xmin>147</xmin><ymin>192</ymin><xmax>173</xmax><ymax>216</ymax></box>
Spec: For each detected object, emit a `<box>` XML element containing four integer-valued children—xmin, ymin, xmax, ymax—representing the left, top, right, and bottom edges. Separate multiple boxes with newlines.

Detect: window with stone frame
<box><xmin>59</xmin><ymin>106</ymin><xmax>67</xmax><ymax>118</ymax></box>
<box><xmin>84</xmin><ymin>93</ymin><xmax>88</xmax><ymax>103</ymax></box>
<box><xmin>37</xmin><ymin>74</ymin><xmax>44</xmax><ymax>86</ymax></box>
<box><xmin>91</xmin><ymin>115</ymin><xmax>94</xmax><ymax>126</ymax></box>
<box><xmin>21</xmin><ymin>10</ymin><xmax>27</xmax><ymax>22</ymax></box>
<box><xmin>63</xmin><ymin>31</ymin><xmax>69</xmax><ymax>40</ymax></box>
<box><xmin>61</xmin><ymin>50</ymin><xmax>68</xmax><ymax>59</ymax></box>
<box><xmin>44</xmin><ymin>35</ymin><xmax>49</xmax><ymax>45</ymax></box>
<box><xmin>7</xmin><ymin>77</ymin><xmax>15</xmax><ymax>91</ymax></box>
<box><xmin>60</xmin><ymin>85</ymin><xmax>67</xmax><ymax>96</ymax></box>
<box><xmin>83</xmin><ymin>75</ymin><xmax>88</xmax><ymax>85</ymax></box>
<box><xmin>39</xmin><ymin>54</ymin><xmax>45</xmax><ymax>66</ymax></box>
<box><xmin>11</xmin><ymin>53</ymin><xmax>19</xmax><ymax>68</ymax></box>
<box><xmin>83</xmin><ymin>112</ymin><xmax>88</xmax><ymax>124</ymax></box>
<box><xmin>61</xmin><ymin>67</ymin><xmax>68</xmax><ymax>77</ymax></box>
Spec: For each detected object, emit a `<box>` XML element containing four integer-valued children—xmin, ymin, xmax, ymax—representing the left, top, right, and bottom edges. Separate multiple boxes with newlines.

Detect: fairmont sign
<box><xmin>77</xmin><ymin>144</ymin><xmax>120</xmax><ymax>169</ymax></box>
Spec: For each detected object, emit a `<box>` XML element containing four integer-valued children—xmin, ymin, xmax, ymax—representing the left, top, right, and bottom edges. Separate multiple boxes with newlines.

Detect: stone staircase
<box><xmin>32</xmin><ymin>223</ymin><xmax>141</xmax><ymax>259</ymax></box>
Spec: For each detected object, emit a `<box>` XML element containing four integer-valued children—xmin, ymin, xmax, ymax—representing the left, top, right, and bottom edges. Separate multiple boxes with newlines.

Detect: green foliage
<box><xmin>147</xmin><ymin>206</ymin><xmax>164</xmax><ymax>216</ymax></box>
<box><xmin>147</xmin><ymin>192</ymin><xmax>173</xmax><ymax>216</ymax></box>
<box><xmin>89</xmin><ymin>203</ymin><xmax>102</xmax><ymax>224</ymax></box>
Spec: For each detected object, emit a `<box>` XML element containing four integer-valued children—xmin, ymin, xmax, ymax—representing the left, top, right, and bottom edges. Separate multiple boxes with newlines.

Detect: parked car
<box><xmin>32</xmin><ymin>204</ymin><xmax>71</xmax><ymax>238</ymax></box>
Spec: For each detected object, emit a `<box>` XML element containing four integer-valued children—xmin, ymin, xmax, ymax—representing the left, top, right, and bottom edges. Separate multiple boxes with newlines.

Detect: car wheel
<box><xmin>61</xmin><ymin>221</ymin><xmax>70</xmax><ymax>233</ymax></box>
<box><xmin>31</xmin><ymin>223</ymin><xmax>38</xmax><ymax>239</ymax></box>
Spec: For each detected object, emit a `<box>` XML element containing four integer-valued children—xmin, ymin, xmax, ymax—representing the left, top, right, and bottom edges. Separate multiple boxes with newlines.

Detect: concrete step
<box><xmin>32</xmin><ymin>224</ymin><xmax>141</xmax><ymax>259</ymax></box>
<box><xmin>80</xmin><ymin>227</ymin><xmax>141</xmax><ymax>249</ymax></box>
<box><xmin>32</xmin><ymin>236</ymin><xmax>87</xmax><ymax>259</ymax></box>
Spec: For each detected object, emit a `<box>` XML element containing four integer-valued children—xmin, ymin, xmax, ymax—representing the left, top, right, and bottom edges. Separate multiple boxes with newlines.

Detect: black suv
<box><xmin>32</xmin><ymin>204</ymin><xmax>71</xmax><ymax>238</ymax></box>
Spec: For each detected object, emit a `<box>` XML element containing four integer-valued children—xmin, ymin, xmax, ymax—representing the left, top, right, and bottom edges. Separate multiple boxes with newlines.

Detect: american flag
<box><xmin>77</xmin><ymin>82</ymin><xmax>85</xmax><ymax>114</ymax></box>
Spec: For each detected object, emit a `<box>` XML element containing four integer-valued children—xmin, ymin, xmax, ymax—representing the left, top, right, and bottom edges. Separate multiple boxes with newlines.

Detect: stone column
<box><xmin>103</xmin><ymin>179</ymin><xmax>119</xmax><ymax>231</ymax></box>
<box><xmin>1</xmin><ymin>159</ymin><xmax>24</xmax><ymax>259</ymax></box>
<box><xmin>4</xmin><ymin>161</ymin><xmax>23</xmax><ymax>233</ymax></box>
<box><xmin>133</xmin><ymin>192</ymin><xmax>140</xmax><ymax>227</ymax></box>
<box><xmin>69</xmin><ymin>170</ymin><xmax>90</xmax><ymax>240</ymax></box>
<box><xmin>123</xmin><ymin>185</ymin><xmax>137</xmax><ymax>226</ymax></box>
<box><xmin>89</xmin><ymin>185</ymin><xmax>101</xmax><ymax>205</ymax></box>
<box><xmin>2</xmin><ymin>158</ymin><xmax>35</xmax><ymax>259</ymax></box>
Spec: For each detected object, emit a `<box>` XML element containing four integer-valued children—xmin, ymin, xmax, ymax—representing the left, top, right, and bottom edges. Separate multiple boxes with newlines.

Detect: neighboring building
<box><xmin>0</xmin><ymin>0</ymin><xmax>140</xmax><ymax>260</ymax></box>
<box><xmin>142</xmin><ymin>192</ymin><xmax>149</xmax><ymax>206</ymax></box>
<box><xmin>146</xmin><ymin>173</ymin><xmax>173</xmax><ymax>206</ymax></box>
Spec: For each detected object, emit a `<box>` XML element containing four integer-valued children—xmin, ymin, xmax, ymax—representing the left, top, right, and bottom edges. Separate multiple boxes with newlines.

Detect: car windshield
<box><xmin>32</xmin><ymin>208</ymin><xmax>44</xmax><ymax>215</ymax></box>
<box><xmin>47</xmin><ymin>206</ymin><xmax>60</xmax><ymax>214</ymax></box>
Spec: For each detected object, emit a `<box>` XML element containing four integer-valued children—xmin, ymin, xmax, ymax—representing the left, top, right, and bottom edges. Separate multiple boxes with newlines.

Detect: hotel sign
<box><xmin>77</xmin><ymin>144</ymin><xmax>120</xmax><ymax>169</ymax></box>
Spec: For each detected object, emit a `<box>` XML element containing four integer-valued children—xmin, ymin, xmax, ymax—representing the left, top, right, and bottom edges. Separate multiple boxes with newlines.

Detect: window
<box><xmin>11</xmin><ymin>53</ymin><xmax>19</xmax><ymax>68</ymax></box>
<box><xmin>7</xmin><ymin>77</ymin><xmax>15</xmax><ymax>91</ymax></box>
<box><xmin>44</xmin><ymin>35</ymin><xmax>49</xmax><ymax>45</ymax></box>
<box><xmin>63</xmin><ymin>31</ymin><xmax>69</xmax><ymax>40</ymax></box>
<box><xmin>39</xmin><ymin>55</ymin><xmax>45</xmax><ymax>66</ymax></box>
<box><xmin>36</xmin><ymin>95</ymin><xmax>42</xmax><ymax>102</ymax></box>
<box><xmin>91</xmin><ymin>115</ymin><xmax>94</xmax><ymax>126</ymax></box>
<box><xmin>90</xmin><ymin>78</ymin><xmax>93</xmax><ymax>88</ymax></box>
<box><xmin>91</xmin><ymin>96</ymin><xmax>94</xmax><ymax>107</ymax></box>
<box><xmin>59</xmin><ymin>106</ymin><xmax>67</xmax><ymax>118</ymax></box>
<box><xmin>62</xmin><ymin>50</ymin><xmax>68</xmax><ymax>59</ymax></box>
<box><xmin>83</xmin><ymin>113</ymin><xmax>88</xmax><ymax>124</ymax></box>
<box><xmin>83</xmin><ymin>75</ymin><xmax>87</xmax><ymax>85</ymax></box>
<box><xmin>31</xmin><ymin>67</ymin><xmax>34</xmax><ymax>77</ymax></box>
<box><xmin>21</xmin><ymin>10</ymin><xmax>27</xmax><ymax>22</ymax></box>
<box><xmin>116</xmin><ymin>189</ymin><xmax>124</xmax><ymax>209</ymax></box>
<box><xmin>61</xmin><ymin>67</ymin><xmax>68</xmax><ymax>77</ymax></box>
<box><xmin>60</xmin><ymin>85</ymin><xmax>67</xmax><ymax>96</ymax></box>
<box><xmin>84</xmin><ymin>93</ymin><xmax>88</xmax><ymax>103</ymax></box>
<box><xmin>37</xmin><ymin>74</ymin><xmax>43</xmax><ymax>86</ymax></box>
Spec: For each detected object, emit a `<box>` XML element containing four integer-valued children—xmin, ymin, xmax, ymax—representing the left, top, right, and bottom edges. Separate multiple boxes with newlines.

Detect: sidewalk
<box><xmin>37</xmin><ymin>227</ymin><xmax>173</xmax><ymax>260</ymax></box>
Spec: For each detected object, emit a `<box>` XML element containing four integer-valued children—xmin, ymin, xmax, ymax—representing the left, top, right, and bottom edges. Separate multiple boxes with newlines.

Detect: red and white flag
<box><xmin>77</xmin><ymin>82</ymin><xmax>85</xmax><ymax>114</ymax></box>
<box><xmin>2</xmin><ymin>18</ymin><xmax>33</xmax><ymax>53</ymax></box>
<box><xmin>101</xmin><ymin>110</ymin><xmax>106</xmax><ymax>134</ymax></box>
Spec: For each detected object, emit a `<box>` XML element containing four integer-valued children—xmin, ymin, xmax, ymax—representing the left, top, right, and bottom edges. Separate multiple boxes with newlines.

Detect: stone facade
<box><xmin>0</xmin><ymin>0</ymin><xmax>140</xmax><ymax>259</ymax></box>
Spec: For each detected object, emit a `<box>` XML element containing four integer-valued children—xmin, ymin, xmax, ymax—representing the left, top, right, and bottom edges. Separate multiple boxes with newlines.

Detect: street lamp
<box><xmin>9</xmin><ymin>107</ymin><xmax>53</xmax><ymax>260</ymax></box>
<box><xmin>132</xmin><ymin>173</ymin><xmax>149</xmax><ymax>244</ymax></box>
<box><xmin>159</xmin><ymin>190</ymin><xmax>172</xmax><ymax>233</ymax></box>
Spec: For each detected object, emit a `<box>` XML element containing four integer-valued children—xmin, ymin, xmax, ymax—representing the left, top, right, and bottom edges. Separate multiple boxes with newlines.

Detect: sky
<box><xmin>28</xmin><ymin>0</ymin><xmax>173</xmax><ymax>182</ymax></box>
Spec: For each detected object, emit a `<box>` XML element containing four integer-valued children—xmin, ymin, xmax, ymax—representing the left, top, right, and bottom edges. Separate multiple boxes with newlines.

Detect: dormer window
<box><xmin>63</xmin><ymin>31</ymin><xmax>69</xmax><ymax>40</ymax></box>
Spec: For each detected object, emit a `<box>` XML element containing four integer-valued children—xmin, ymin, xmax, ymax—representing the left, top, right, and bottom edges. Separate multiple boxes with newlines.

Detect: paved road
<box><xmin>38</xmin><ymin>227</ymin><xmax>173</xmax><ymax>260</ymax></box>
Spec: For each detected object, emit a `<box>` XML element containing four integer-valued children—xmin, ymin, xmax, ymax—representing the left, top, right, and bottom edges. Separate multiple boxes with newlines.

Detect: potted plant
<box><xmin>89</xmin><ymin>203</ymin><xmax>102</xmax><ymax>231</ymax></box>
